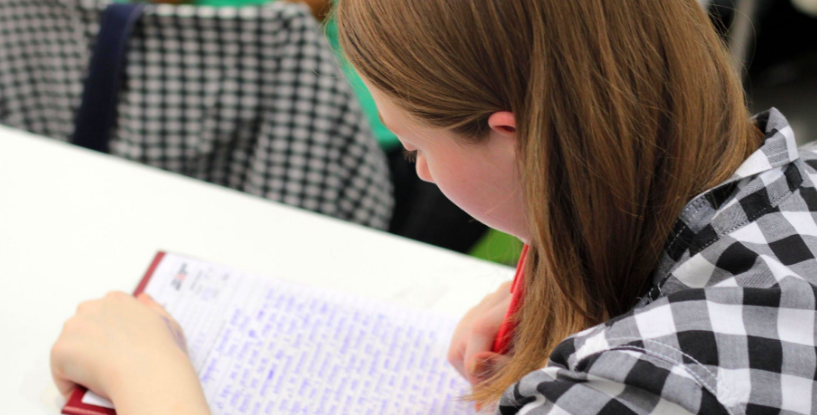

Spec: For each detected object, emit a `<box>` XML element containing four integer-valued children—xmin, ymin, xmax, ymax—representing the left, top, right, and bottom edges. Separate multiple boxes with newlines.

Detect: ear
<box><xmin>487</xmin><ymin>111</ymin><xmax>517</xmax><ymax>138</ymax></box>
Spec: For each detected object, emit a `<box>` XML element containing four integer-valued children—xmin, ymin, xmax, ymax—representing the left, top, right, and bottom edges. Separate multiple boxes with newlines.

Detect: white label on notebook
<box><xmin>86</xmin><ymin>253</ymin><xmax>476</xmax><ymax>414</ymax></box>
<box><xmin>81</xmin><ymin>390</ymin><xmax>115</xmax><ymax>409</ymax></box>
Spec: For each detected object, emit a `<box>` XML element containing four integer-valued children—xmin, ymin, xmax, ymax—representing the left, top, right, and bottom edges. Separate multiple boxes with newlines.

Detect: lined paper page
<box><xmin>84</xmin><ymin>253</ymin><xmax>476</xmax><ymax>414</ymax></box>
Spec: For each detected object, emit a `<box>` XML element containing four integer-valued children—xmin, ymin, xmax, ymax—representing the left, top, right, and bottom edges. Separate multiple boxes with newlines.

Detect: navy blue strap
<box><xmin>72</xmin><ymin>3</ymin><xmax>145</xmax><ymax>153</ymax></box>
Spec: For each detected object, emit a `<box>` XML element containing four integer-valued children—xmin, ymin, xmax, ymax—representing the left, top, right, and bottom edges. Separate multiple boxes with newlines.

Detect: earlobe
<box><xmin>487</xmin><ymin>112</ymin><xmax>517</xmax><ymax>138</ymax></box>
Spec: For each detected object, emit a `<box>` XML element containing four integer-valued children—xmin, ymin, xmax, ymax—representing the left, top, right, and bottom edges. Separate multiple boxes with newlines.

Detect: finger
<box><xmin>481</xmin><ymin>280</ymin><xmax>514</xmax><ymax>309</ymax></box>
<box><xmin>471</xmin><ymin>351</ymin><xmax>511</xmax><ymax>383</ymax></box>
<box><xmin>137</xmin><ymin>293</ymin><xmax>171</xmax><ymax>317</ymax></box>
<box><xmin>493</xmin><ymin>280</ymin><xmax>514</xmax><ymax>298</ymax></box>
<box><xmin>448</xmin><ymin>305</ymin><xmax>483</xmax><ymax>377</ymax></box>
<box><xmin>136</xmin><ymin>292</ymin><xmax>154</xmax><ymax>306</ymax></box>
<box><xmin>104</xmin><ymin>291</ymin><xmax>131</xmax><ymax>301</ymax></box>
<box><xmin>54</xmin><ymin>377</ymin><xmax>76</xmax><ymax>399</ymax></box>
<box><xmin>448</xmin><ymin>281</ymin><xmax>513</xmax><ymax>379</ymax></box>
<box><xmin>447</xmin><ymin>338</ymin><xmax>466</xmax><ymax>379</ymax></box>
<box><xmin>50</xmin><ymin>339</ymin><xmax>78</xmax><ymax>399</ymax></box>
<box><xmin>463</xmin><ymin>296</ymin><xmax>512</xmax><ymax>384</ymax></box>
<box><xmin>50</xmin><ymin>359</ymin><xmax>77</xmax><ymax>399</ymax></box>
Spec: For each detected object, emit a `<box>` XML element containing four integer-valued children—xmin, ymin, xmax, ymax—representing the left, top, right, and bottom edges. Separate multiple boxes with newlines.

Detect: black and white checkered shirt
<box><xmin>0</xmin><ymin>0</ymin><xmax>392</xmax><ymax>229</ymax></box>
<box><xmin>499</xmin><ymin>109</ymin><xmax>817</xmax><ymax>414</ymax></box>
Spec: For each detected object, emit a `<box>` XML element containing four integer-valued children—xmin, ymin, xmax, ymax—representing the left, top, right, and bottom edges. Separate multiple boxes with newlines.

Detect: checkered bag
<box><xmin>0</xmin><ymin>0</ymin><xmax>393</xmax><ymax>229</ymax></box>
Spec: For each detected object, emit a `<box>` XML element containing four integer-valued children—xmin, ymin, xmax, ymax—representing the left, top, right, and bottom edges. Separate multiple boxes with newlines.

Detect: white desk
<box><xmin>0</xmin><ymin>125</ymin><xmax>513</xmax><ymax>413</ymax></box>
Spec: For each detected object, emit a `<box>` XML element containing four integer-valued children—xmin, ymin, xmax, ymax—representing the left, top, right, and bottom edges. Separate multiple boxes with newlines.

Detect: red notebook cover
<box><xmin>61</xmin><ymin>251</ymin><xmax>166</xmax><ymax>415</ymax></box>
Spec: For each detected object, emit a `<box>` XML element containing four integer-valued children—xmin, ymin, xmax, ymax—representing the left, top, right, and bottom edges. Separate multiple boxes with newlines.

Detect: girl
<box><xmin>51</xmin><ymin>0</ymin><xmax>817</xmax><ymax>413</ymax></box>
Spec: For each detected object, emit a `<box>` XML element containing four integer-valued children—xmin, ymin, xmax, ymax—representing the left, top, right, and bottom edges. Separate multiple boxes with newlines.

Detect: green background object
<box><xmin>468</xmin><ymin>229</ymin><xmax>523</xmax><ymax>266</ymax></box>
<box><xmin>113</xmin><ymin>0</ymin><xmax>272</xmax><ymax>5</ymax></box>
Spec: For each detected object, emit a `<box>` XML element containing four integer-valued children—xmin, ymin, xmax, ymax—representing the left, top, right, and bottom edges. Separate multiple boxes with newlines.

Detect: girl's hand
<box><xmin>51</xmin><ymin>292</ymin><xmax>210</xmax><ymax>415</ymax></box>
<box><xmin>448</xmin><ymin>281</ymin><xmax>513</xmax><ymax>385</ymax></box>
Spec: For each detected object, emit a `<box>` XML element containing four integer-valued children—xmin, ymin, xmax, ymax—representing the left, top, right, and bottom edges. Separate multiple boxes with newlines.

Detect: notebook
<box><xmin>62</xmin><ymin>252</ymin><xmax>476</xmax><ymax>415</ymax></box>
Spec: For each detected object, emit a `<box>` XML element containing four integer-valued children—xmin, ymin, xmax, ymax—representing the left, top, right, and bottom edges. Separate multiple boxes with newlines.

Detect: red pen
<box><xmin>492</xmin><ymin>244</ymin><xmax>529</xmax><ymax>354</ymax></box>
<box><xmin>474</xmin><ymin>245</ymin><xmax>529</xmax><ymax>412</ymax></box>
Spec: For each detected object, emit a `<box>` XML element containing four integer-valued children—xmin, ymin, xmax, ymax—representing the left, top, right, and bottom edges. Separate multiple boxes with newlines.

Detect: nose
<box><xmin>415</xmin><ymin>156</ymin><xmax>434</xmax><ymax>183</ymax></box>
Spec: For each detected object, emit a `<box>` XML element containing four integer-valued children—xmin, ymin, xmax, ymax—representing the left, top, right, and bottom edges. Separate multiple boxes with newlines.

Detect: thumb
<box><xmin>53</xmin><ymin>376</ymin><xmax>75</xmax><ymax>400</ymax></box>
<box><xmin>136</xmin><ymin>293</ymin><xmax>170</xmax><ymax>317</ymax></box>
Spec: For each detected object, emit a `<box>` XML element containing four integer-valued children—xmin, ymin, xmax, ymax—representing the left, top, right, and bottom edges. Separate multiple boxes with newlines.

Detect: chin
<box><xmin>474</xmin><ymin>217</ymin><xmax>527</xmax><ymax>243</ymax></box>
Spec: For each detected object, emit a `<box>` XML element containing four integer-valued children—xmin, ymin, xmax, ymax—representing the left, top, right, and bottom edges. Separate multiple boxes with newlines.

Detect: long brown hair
<box><xmin>337</xmin><ymin>0</ymin><xmax>761</xmax><ymax>405</ymax></box>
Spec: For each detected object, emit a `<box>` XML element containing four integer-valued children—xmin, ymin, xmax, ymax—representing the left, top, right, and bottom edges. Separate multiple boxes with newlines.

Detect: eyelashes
<box><xmin>403</xmin><ymin>149</ymin><xmax>418</xmax><ymax>163</ymax></box>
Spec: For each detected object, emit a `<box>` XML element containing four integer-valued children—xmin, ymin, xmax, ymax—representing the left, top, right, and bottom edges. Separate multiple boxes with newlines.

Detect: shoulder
<box><xmin>498</xmin><ymin>113</ymin><xmax>817</xmax><ymax>414</ymax></box>
<box><xmin>498</xmin><ymin>280</ymin><xmax>817</xmax><ymax>414</ymax></box>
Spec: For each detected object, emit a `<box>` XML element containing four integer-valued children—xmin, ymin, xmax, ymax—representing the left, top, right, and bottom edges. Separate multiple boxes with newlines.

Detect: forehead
<box><xmin>365</xmin><ymin>82</ymin><xmax>418</xmax><ymax>136</ymax></box>
<box><xmin>365</xmin><ymin>82</ymin><xmax>398</xmax><ymax>121</ymax></box>
<box><xmin>361</xmin><ymin>75</ymin><xmax>458</xmax><ymax>145</ymax></box>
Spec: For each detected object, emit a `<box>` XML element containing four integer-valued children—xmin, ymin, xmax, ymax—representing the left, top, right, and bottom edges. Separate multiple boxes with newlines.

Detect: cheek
<box><xmin>424</xmin><ymin>152</ymin><xmax>527</xmax><ymax>238</ymax></box>
<box><xmin>425</xmin><ymin>157</ymin><xmax>490</xmax><ymax>218</ymax></box>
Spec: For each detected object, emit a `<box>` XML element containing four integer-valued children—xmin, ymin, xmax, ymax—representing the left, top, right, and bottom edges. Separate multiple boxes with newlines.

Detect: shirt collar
<box><xmin>729</xmin><ymin>108</ymin><xmax>799</xmax><ymax>181</ymax></box>
<box><xmin>640</xmin><ymin>108</ymin><xmax>803</xmax><ymax>305</ymax></box>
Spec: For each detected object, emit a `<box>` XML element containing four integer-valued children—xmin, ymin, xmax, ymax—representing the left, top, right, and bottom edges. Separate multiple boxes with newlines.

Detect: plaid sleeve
<box><xmin>498</xmin><ymin>348</ymin><xmax>728</xmax><ymax>415</ymax></box>
<box><xmin>498</xmin><ymin>266</ymin><xmax>817</xmax><ymax>415</ymax></box>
